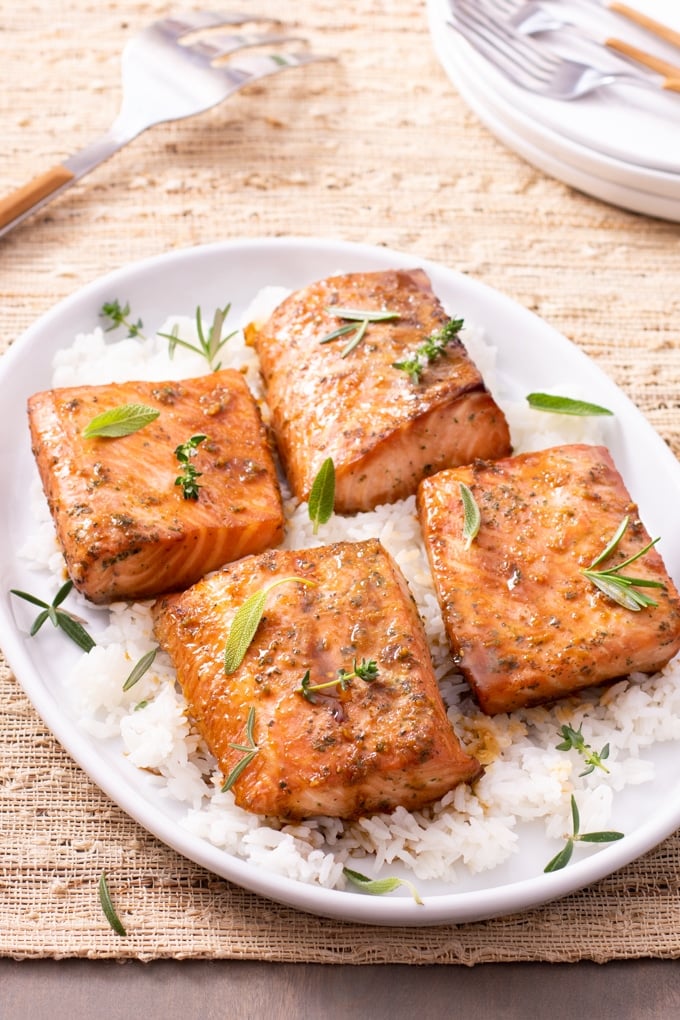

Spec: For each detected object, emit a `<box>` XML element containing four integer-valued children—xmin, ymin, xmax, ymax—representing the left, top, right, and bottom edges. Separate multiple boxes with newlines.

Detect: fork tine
<box><xmin>450</xmin><ymin>1</ymin><xmax>559</xmax><ymax>83</ymax></box>
<box><xmin>214</xmin><ymin>50</ymin><xmax>332</xmax><ymax>91</ymax></box>
<box><xmin>159</xmin><ymin>11</ymin><xmax>281</xmax><ymax>39</ymax></box>
<box><xmin>187</xmin><ymin>31</ymin><xmax>306</xmax><ymax>62</ymax></box>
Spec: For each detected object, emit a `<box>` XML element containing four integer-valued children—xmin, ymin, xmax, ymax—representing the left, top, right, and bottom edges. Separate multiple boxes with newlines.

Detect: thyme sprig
<box><xmin>10</xmin><ymin>580</ymin><xmax>95</xmax><ymax>652</ymax></box>
<box><xmin>159</xmin><ymin>304</ymin><xmax>236</xmax><ymax>372</ymax></box>
<box><xmin>581</xmin><ymin>515</ymin><xmax>664</xmax><ymax>611</ymax></box>
<box><xmin>298</xmin><ymin>658</ymin><xmax>379</xmax><ymax>702</ymax></box>
<box><xmin>319</xmin><ymin>306</ymin><xmax>400</xmax><ymax>358</ymax></box>
<box><xmin>544</xmin><ymin>795</ymin><xmax>624</xmax><ymax>873</ymax></box>
<box><xmin>392</xmin><ymin>316</ymin><xmax>464</xmax><ymax>383</ymax></box>
<box><xmin>224</xmin><ymin>576</ymin><xmax>316</xmax><ymax>674</ymax></box>
<box><xmin>100</xmin><ymin>299</ymin><xmax>145</xmax><ymax>339</ymax></box>
<box><xmin>308</xmin><ymin>457</ymin><xmax>336</xmax><ymax>535</ymax></box>
<box><xmin>221</xmin><ymin>706</ymin><xmax>259</xmax><ymax>792</ymax></box>
<box><xmin>98</xmin><ymin>871</ymin><xmax>127</xmax><ymax>937</ymax></box>
<box><xmin>343</xmin><ymin>867</ymin><xmax>423</xmax><ymax>905</ymax></box>
<box><xmin>556</xmin><ymin>723</ymin><xmax>610</xmax><ymax>777</ymax></box>
<box><xmin>174</xmin><ymin>434</ymin><xmax>207</xmax><ymax>500</ymax></box>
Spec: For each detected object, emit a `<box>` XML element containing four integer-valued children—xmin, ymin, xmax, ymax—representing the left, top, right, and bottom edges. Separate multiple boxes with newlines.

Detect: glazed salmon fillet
<box><xmin>152</xmin><ymin>538</ymin><xmax>481</xmax><ymax>819</ymax></box>
<box><xmin>28</xmin><ymin>371</ymin><xmax>284</xmax><ymax>603</ymax></box>
<box><xmin>417</xmin><ymin>444</ymin><xmax>680</xmax><ymax>715</ymax></box>
<box><xmin>246</xmin><ymin>268</ymin><xmax>511</xmax><ymax>513</ymax></box>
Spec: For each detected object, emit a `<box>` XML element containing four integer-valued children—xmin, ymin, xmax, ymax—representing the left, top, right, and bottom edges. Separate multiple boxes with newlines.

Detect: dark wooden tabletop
<box><xmin>3</xmin><ymin>958</ymin><xmax>680</xmax><ymax>1018</ymax></box>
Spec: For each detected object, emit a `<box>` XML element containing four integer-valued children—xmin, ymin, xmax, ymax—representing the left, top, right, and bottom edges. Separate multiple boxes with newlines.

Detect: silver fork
<box><xmin>0</xmin><ymin>12</ymin><xmax>330</xmax><ymax>239</ymax></box>
<box><xmin>448</xmin><ymin>0</ymin><xmax>679</xmax><ymax>100</ymax></box>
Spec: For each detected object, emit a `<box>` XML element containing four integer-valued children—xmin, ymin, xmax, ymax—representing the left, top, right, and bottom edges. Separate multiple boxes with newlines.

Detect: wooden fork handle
<box><xmin>607</xmin><ymin>3</ymin><xmax>680</xmax><ymax>51</ymax></box>
<box><xmin>606</xmin><ymin>36</ymin><xmax>680</xmax><ymax>80</ymax></box>
<box><xmin>0</xmin><ymin>164</ymin><xmax>75</xmax><ymax>234</ymax></box>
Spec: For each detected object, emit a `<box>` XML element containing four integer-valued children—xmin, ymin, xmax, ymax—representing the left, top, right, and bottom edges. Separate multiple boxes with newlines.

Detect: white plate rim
<box><xmin>3</xmin><ymin>235</ymin><xmax>680</xmax><ymax>927</ymax></box>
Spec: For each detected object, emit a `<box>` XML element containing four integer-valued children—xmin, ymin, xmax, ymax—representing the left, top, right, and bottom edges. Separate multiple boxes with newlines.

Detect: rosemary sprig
<box><xmin>392</xmin><ymin>316</ymin><xmax>464</xmax><ymax>383</ymax></box>
<box><xmin>343</xmin><ymin>867</ymin><xmax>423</xmax><ymax>905</ymax></box>
<box><xmin>174</xmin><ymin>434</ymin><xmax>207</xmax><ymax>500</ymax></box>
<box><xmin>82</xmin><ymin>403</ymin><xmax>160</xmax><ymax>439</ymax></box>
<box><xmin>581</xmin><ymin>515</ymin><xmax>664</xmax><ymax>611</ymax></box>
<box><xmin>100</xmin><ymin>299</ymin><xmax>145</xmax><ymax>339</ymax></box>
<box><xmin>308</xmin><ymin>457</ymin><xmax>336</xmax><ymax>535</ymax></box>
<box><xmin>122</xmin><ymin>648</ymin><xmax>157</xmax><ymax>692</ymax></box>
<box><xmin>221</xmin><ymin>706</ymin><xmax>259</xmax><ymax>792</ymax></box>
<box><xmin>526</xmin><ymin>393</ymin><xmax>613</xmax><ymax>417</ymax></box>
<box><xmin>159</xmin><ymin>304</ymin><xmax>236</xmax><ymax>372</ymax></box>
<box><xmin>298</xmin><ymin>658</ymin><xmax>379</xmax><ymax>702</ymax></box>
<box><xmin>459</xmin><ymin>482</ymin><xmax>481</xmax><ymax>550</ymax></box>
<box><xmin>555</xmin><ymin>723</ymin><xmax>610</xmax><ymax>777</ymax></box>
<box><xmin>319</xmin><ymin>306</ymin><xmax>400</xmax><ymax>358</ymax></box>
<box><xmin>98</xmin><ymin>871</ymin><xmax>128</xmax><ymax>936</ymax></box>
<box><xmin>10</xmin><ymin>580</ymin><xmax>95</xmax><ymax>652</ymax></box>
<box><xmin>544</xmin><ymin>795</ymin><xmax>624</xmax><ymax>873</ymax></box>
<box><xmin>224</xmin><ymin>576</ymin><xmax>316</xmax><ymax>674</ymax></box>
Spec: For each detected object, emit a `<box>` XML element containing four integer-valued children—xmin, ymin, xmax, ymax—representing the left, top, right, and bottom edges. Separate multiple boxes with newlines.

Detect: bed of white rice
<box><xmin>19</xmin><ymin>290</ymin><xmax>680</xmax><ymax>892</ymax></box>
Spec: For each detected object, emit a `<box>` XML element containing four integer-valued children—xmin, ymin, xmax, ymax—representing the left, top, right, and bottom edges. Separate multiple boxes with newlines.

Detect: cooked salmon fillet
<box><xmin>246</xmin><ymin>268</ymin><xmax>511</xmax><ymax>513</ymax></box>
<box><xmin>152</xmin><ymin>538</ymin><xmax>481</xmax><ymax>819</ymax></box>
<box><xmin>28</xmin><ymin>371</ymin><xmax>284</xmax><ymax>603</ymax></box>
<box><xmin>417</xmin><ymin>444</ymin><xmax>680</xmax><ymax>715</ymax></box>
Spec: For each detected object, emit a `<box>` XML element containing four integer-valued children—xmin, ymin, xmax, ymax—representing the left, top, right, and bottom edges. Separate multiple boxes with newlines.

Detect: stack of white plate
<box><xmin>427</xmin><ymin>0</ymin><xmax>680</xmax><ymax>220</ymax></box>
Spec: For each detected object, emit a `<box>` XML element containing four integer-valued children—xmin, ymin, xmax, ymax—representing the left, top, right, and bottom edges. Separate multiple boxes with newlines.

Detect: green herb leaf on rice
<box><xmin>526</xmin><ymin>393</ymin><xmax>613</xmax><ymax>416</ymax></box>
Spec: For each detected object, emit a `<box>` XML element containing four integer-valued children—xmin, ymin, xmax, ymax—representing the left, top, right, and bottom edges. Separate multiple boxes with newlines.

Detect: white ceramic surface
<box><xmin>3</xmin><ymin>238</ymin><xmax>680</xmax><ymax>926</ymax></box>
<box><xmin>428</xmin><ymin>0</ymin><xmax>680</xmax><ymax>219</ymax></box>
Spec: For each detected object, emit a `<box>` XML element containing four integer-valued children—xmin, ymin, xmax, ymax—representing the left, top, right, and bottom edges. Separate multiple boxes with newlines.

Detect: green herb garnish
<box><xmin>392</xmin><ymin>317</ymin><xmax>464</xmax><ymax>383</ymax></box>
<box><xmin>544</xmin><ymin>795</ymin><xmax>624</xmax><ymax>873</ymax></box>
<box><xmin>98</xmin><ymin>871</ymin><xmax>128</xmax><ymax>936</ymax></box>
<box><xmin>221</xmin><ymin>706</ymin><xmax>259</xmax><ymax>792</ymax></box>
<box><xmin>298</xmin><ymin>658</ymin><xmax>379</xmax><ymax>701</ymax></box>
<box><xmin>581</xmin><ymin>515</ymin><xmax>664</xmax><ymax>611</ymax></box>
<box><xmin>343</xmin><ymin>867</ymin><xmax>423</xmax><ymax>905</ymax></box>
<box><xmin>10</xmin><ymin>580</ymin><xmax>95</xmax><ymax>652</ymax></box>
<box><xmin>100</xmin><ymin>300</ymin><xmax>145</xmax><ymax>339</ymax></box>
<box><xmin>319</xmin><ymin>306</ymin><xmax>400</xmax><ymax>357</ymax></box>
<box><xmin>459</xmin><ymin>482</ymin><xmax>481</xmax><ymax>550</ymax></box>
<box><xmin>556</xmin><ymin>723</ymin><xmax>610</xmax><ymax>777</ymax></box>
<box><xmin>159</xmin><ymin>304</ymin><xmax>236</xmax><ymax>372</ymax></box>
<box><xmin>308</xmin><ymin>457</ymin><xmax>336</xmax><ymax>535</ymax></box>
<box><xmin>82</xmin><ymin>403</ymin><xmax>160</xmax><ymax>439</ymax></box>
<box><xmin>224</xmin><ymin>576</ymin><xmax>316</xmax><ymax>674</ymax></box>
<box><xmin>526</xmin><ymin>393</ymin><xmax>613</xmax><ymax>416</ymax></box>
<box><xmin>122</xmin><ymin>648</ymin><xmax>157</xmax><ymax>692</ymax></box>
<box><xmin>174</xmin><ymin>434</ymin><xmax>207</xmax><ymax>500</ymax></box>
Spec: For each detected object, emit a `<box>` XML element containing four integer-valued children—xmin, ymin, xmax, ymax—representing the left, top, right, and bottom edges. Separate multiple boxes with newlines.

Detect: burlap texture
<box><xmin>2</xmin><ymin>0</ymin><xmax>680</xmax><ymax>961</ymax></box>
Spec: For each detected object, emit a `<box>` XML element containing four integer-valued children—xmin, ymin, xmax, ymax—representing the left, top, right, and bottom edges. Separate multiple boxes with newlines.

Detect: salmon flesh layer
<box><xmin>28</xmin><ymin>371</ymin><xmax>284</xmax><ymax>603</ymax></box>
<box><xmin>152</xmin><ymin>538</ymin><xmax>481</xmax><ymax>820</ymax></box>
<box><xmin>246</xmin><ymin>268</ymin><xmax>511</xmax><ymax>513</ymax></box>
<box><xmin>417</xmin><ymin>443</ymin><xmax>680</xmax><ymax>714</ymax></box>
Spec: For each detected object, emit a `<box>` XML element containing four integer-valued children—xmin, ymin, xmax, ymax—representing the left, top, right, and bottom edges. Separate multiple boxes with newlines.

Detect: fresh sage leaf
<box><xmin>308</xmin><ymin>457</ymin><xmax>336</xmax><ymax>534</ymax></box>
<box><xmin>224</xmin><ymin>576</ymin><xmax>315</xmax><ymax>674</ymax></box>
<box><xmin>82</xmin><ymin>403</ymin><xmax>160</xmax><ymax>439</ymax></box>
<box><xmin>526</xmin><ymin>393</ymin><xmax>613</xmax><ymax>416</ymax></box>
<box><xmin>459</xmin><ymin>482</ymin><xmax>481</xmax><ymax>549</ymax></box>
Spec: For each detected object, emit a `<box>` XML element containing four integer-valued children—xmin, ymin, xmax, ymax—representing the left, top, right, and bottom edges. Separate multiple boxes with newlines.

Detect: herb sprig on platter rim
<box><xmin>100</xmin><ymin>299</ymin><xmax>145</xmax><ymax>339</ymax></box>
<box><xmin>343</xmin><ymin>867</ymin><xmax>423</xmax><ymax>905</ymax></box>
<box><xmin>392</xmin><ymin>316</ymin><xmax>464</xmax><ymax>383</ymax></box>
<box><xmin>10</xmin><ymin>580</ymin><xmax>95</xmax><ymax>652</ymax></box>
<box><xmin>544</xmin><ymin>795</ymin><xmax>624</xmax><ymax>873</ymax></box>
<box><xmin>581</xmin><ymin>515</ymin><xmax>664</xmax><ymax>612</ymax></box>
<box><xmin>319</xmin><ymin>306</ymin><xmax>400</xmax><ymax>358</ymax></box>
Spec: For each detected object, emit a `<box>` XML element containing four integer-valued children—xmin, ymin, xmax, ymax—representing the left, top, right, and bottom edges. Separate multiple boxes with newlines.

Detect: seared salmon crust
<box><xmin>418</xmin><ymin>444</ymin><xmax>680</xmax><ymax>714</ymax></box>
<box><xmin>246</xmin><ymin>268</ymin><xmax>511</xmax><ymax>513</ymax></box>
<box><xmin>153</xmin><ymin>538</ymin><xmax>481</xmax><ymax>820</ymax></box>
<box><xmin>28</xmin><ymin>370</ymin><xmax>284</xmax><ymax>603</ymax></box>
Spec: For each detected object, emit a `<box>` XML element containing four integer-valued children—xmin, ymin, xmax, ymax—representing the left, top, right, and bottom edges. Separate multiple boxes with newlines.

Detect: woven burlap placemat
<box><xmin>2</xmin><ymin>0</ymin><xmax>680</xmax><ymax>961</ymax></box>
